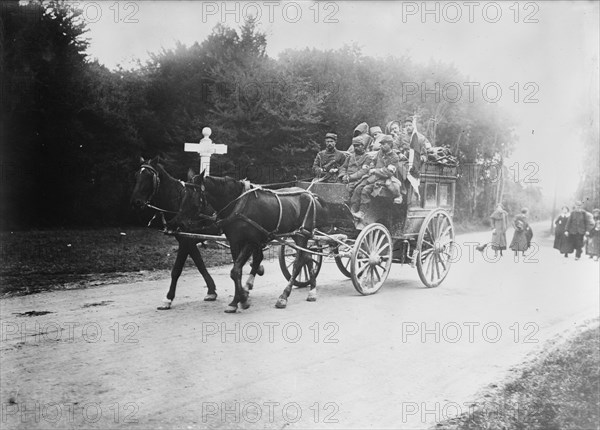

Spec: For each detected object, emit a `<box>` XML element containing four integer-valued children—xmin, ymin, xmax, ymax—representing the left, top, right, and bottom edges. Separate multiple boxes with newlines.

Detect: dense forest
<box><xmin>2</xmin><ymin>0</ymin><xmax>592</xmax><ymax>230</ymax></box>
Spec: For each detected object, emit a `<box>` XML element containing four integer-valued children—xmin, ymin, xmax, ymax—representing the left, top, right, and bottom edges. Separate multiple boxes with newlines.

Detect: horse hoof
<box><xmin>275</xmin><ymin>299</ymin><xmax>287</xmax><ymax>309</ymax></box>
<box><xmin>241</xmin><ymin>299</ymin><xmax>251</xmax><ymax>310</ymax></box>
<box><xmin>204</xmin><ymin>293</ymin><xmax>217</xmax><ymax>301</ymax></box>
<box><xmin>157</xmin><ymin>300</ymin><xmax>172</xmax><ymax>310</ymax></box>
<box><xmin>257</xmin><ymin>265</ymin><xmax>265</xmax><ymax>276</ymax></box>
<box><xmin>306</xmin><ymin>296</ymin><xmax>317</xmax><ymax>302</ymax></box>
<box><xmin>224</xmin><ymin>306</ymin><xmax>238</xmax><ymax>313</ymax></box>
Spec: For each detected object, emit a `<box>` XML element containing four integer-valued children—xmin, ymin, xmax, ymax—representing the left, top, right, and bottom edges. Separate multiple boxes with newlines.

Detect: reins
<box><xmin>193</xmin><ymin>179</ymin><xmax>321</xmax><ymax>240</ymax></box>
<box><xmin>138</xmin><ymin>164</ymin><xmax>187</xmax><ymax>227</ymax></box>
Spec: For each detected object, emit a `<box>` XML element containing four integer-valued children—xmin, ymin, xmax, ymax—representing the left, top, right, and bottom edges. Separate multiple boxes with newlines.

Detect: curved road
<box><xmin>1</xmin><ymin>223</ymin><xmax>598</xmax><ymax>429</ymax></box>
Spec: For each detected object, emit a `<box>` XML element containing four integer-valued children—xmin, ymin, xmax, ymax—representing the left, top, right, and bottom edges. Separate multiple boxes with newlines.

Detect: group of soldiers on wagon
<box><xmin>311</xmin><ymin>118</ymin><xmax>450</xmax><ymax>219</ymax></box>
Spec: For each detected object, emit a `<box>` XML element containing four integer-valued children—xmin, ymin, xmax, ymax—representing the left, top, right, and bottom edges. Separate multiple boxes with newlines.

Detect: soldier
<box><xmin>348</xmin><ymin>122</ymin><xmax>373</xmax><ymax>154</ymax></box>
<box><xmin>369</xmin><ymin>126</ymin><xmax>384</xmax><ymax>151</ymax></box>
<box><xmin>312</xmin><ymin>132</ymin><xmax>347</xmax><ymax>183</ymax></box>
<box><xmin>404</xmin><ymin>117</ymin><xmax>431</xmax><ymax>171</ymax></box>
<box><xmin>351</xmin><ymin>135</ymin><xmax>401</xmax><ymax>219</ymax></box>
<box><xmin>340</xmin><ymin>136</ymin><xmax>374</xmax><ymax>207</ymax></box>
<box><xmin>384</xmin><ymin>120</ymin><xmax>409</xmax><ymax>157</ymax></box>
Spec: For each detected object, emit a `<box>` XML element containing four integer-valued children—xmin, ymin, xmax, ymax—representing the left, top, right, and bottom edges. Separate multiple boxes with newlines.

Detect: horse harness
<box><xmin>138</xmin><ymin>164</ymin><xmax>186</xmax><ymax>226</ymax></box>
<box><xmin>211</xmin><ymin>182</ymin><xmax>320</xmax><ymax>241</ymax></box>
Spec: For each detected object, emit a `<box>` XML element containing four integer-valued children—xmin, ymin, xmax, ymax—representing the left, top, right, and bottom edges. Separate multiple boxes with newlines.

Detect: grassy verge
<box><xmin>0</xmin><ymin>228</ymin><xmax>236</xmax><ymax>296</ymax></box>
<box><xmin>437</xmin><ymin>322</ymin><xmax>600</xmax><ymax>430</ymax></box>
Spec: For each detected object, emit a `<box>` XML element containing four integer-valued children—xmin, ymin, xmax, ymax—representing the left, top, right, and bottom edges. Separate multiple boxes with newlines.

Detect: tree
<box><xmin>1</xmin><ymin>0</ymin><xmax>92</xmax><ymax>227</ymax></box>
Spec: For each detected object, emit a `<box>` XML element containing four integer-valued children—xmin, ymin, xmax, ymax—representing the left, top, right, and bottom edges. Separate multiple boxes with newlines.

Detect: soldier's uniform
<box><xmin>339</xmin><ymin>138</ymin><xmax>375</xmax><ymax>205</ymax></box>
<box><xmin>312</xmin><ymin>133</ymin><xmax>347</xmax><ymax>182</ymax></box>
<box><xmin>351</xmin><ymin>136</ymin><xmax>401</xmax><ymax>215</ymax></box>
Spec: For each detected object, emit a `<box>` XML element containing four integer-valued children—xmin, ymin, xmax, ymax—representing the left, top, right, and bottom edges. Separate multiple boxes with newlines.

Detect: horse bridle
<box><xmin>138</xmin><ymin>164</ymin><xmax>161</xmax><ymax>206</ymax></box>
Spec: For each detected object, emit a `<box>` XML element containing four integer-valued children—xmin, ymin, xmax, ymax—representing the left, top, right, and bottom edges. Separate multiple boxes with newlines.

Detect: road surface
<box><xmin>1</xmin><ymin>223</ymin><xmax>598</xmax><ymax>429</ymax></box>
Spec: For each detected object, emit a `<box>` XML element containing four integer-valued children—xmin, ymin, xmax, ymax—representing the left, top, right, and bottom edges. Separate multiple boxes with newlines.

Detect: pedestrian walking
<box><xmin>510</xmin><ymin>208</ymin><xmax>530</xmax><ymax>257</ymax></box>
<box><xmin>564</xmin><ymin>201</ymin><xmax>593</xmax><ymax>260</ymax></box>
<box><xmin>585</xmin><ymin>208</ymin><xmax>600</xmax><ymax>261</ymax></box>
<box><xmin>553</xmin><ymin>206</ymin><xmax>572</xmax><ymax>257</ymax></box>
<box><xmin>489</xmin><ymin>203</ymin><xmax>508</xmax><ymax>257</ymax></box>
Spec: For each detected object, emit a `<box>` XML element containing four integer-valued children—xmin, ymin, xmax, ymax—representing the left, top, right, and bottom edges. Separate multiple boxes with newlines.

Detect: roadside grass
<box><xmin>0</xmin><ymin>221</ymin><xmax>552</xmax><ymax>297</ymax></box>
<box><xmin>0</xmin><ymin>228</ymin><xmax>237</xmax><ymax>296</ymax></box>
<box><xmin>437</xmin><ymin>322</ymin><xmax>600</xmax><ymax>430</ymax></box>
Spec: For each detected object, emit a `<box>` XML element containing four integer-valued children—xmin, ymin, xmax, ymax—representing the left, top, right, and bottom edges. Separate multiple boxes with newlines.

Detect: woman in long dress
<box><xmin>489</xmin><ymin>204</ymin><xmax>508</xmax><ymax>257</ymax></box>
<box><xmin>510</xmin><ymin>208</ymin><xmax>530</xmax><ymax>256</ymax></box>
<box><xmin>554</xmin><ymin>206</ymin><xmax>572</xmax><ymax>257</ymax></box>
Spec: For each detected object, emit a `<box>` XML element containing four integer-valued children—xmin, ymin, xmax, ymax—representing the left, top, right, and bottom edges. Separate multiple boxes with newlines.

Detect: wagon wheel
<box><xmin>278</xmin><ymin>243</ymin><xmax>323</xmax><ymax>288</ymax></box>
<box><xmin>334</xmin><ymin>240</ymin><xmax>354</xmax><ymax>278</ymax></box>
<box><xmin>350</xmin><ymin>223</ymin><xmax>393</xmax><ymax>295</ymax></box>
<box><xmin>416</xmin><ymin>209</ymin><xmax>455</xmax><ymax>288</ymax></box>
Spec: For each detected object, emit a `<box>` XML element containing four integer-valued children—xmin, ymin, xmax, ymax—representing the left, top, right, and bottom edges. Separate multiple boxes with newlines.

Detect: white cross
<box><xmin>184</xmin><ymin>127</ymin><xmax>227</xmax><ymax>176</ymax></box>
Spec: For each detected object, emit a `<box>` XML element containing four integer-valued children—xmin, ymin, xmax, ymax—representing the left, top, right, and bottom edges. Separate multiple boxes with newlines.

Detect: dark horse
<box><xmin>171</xmin><ymin>172</ymin><xmax>329</xmax><ymax>313</ymax></box>
<box><xmin>130</xmin><ymin>156</ymin><xmax>221</xmax><ymax>310</ymax></box>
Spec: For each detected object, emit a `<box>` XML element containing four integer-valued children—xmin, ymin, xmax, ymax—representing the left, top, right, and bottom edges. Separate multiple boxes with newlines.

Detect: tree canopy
<box><xmin>2</xmin><ymin>1</ymin><xmax>582</xmax><ymax>229</ymax></box>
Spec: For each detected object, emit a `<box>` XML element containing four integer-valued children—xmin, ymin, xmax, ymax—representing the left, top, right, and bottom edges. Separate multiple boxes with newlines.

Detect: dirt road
<box><xmin>1</xmin><ymin>224</ymin><xmax>598</xmax><ymax>429</ymax></box>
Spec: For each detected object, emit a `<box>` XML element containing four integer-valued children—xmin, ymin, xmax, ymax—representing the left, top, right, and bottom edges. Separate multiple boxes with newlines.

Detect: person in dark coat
<box><xmin>312</xmin><ymin>132</ymin><xmax>347</xmax><ymax>182</ymax></box>
<box><xmin>510</xmin><ymin>208</ymin><xmax>530</xmax><ymax>256</ymax></box>
<box><xmin>351</xmin><ymin>135</ymin><xmax>401</xmax><ymax>219</ymax></box>
<box><xmin>489</xmin><ymin>204</ymin><xmax>508</xmax><ymax>257</ymax></box>
<box><xmin>585</xmin><ymin>208</ymin><xmax>600</xmax><ymax>261</ymax></box>
<box><xmin>347</xmin><ymin>122</ymin><xmax>373</xmax><ymax>154</ymax></box>
<box><xmin>553</xmin><ymin>206</ymin><xmax>572</xmax><ymax>257</ymax></box>
<box><xmin>564</xmin><ymin>201</ymin><xmax>593</xmax><ymax>260</ymax></box>
<box><xmin>340</xmin><ymin>136</ymin><xmax>374</xmax><ymax>206</ymax></box>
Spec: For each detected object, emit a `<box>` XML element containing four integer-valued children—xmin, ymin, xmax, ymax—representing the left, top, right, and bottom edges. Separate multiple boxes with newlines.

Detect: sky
<box><xmin>79</xmin><ymin>0</ymin><xmax>599</xmax><ymax>202</ymax></box>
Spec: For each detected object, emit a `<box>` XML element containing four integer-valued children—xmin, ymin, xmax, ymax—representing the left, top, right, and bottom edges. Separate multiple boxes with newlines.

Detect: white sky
<box><xmin>79</xmin><ymin>0</ymin><xmax>599</xmax><ymax>202</ymax></box>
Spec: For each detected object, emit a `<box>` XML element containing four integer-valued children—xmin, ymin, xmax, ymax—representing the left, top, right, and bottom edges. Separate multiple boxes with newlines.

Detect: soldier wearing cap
<box><xmin>312</xmin><ymin>132</ymin><xmax>347</xmax><ymax>182</ymax></box>
<box><xmin>351</xmin><ymin>135</ymin><xmax>401</xmax><ymax>218</ymax></box>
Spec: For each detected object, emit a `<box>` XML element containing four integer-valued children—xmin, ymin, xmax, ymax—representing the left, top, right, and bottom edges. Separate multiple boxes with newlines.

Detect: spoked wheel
<box><xmin>334</xmin><ymin>240</ymin><xmax>354</xmax><ymax>278</ymax></box>
<box><xmin>416</xmin><ymin>209</ymin><xmax>455</xmax><ymax>288</ymax></box>
<box><xmin>278</xmin><ymin>242</ymin><xmax>323</xmax><ymax>288</ymax></box>
<box><xmin>350</xmin><ymin>223</ymin><xmax>393</xmax><ymax>295</ymax></box>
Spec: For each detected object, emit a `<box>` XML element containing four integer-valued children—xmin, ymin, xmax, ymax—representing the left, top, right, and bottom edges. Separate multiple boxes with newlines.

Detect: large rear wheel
<box><xmin>350</xmin><ymin>223</ymin><xmax>393</xmax><ymax>295</ymax></box>
<box><xmin>415</xmin><ymin>209</ymin><xmax>455</xmax><ymax>287</ymax></box>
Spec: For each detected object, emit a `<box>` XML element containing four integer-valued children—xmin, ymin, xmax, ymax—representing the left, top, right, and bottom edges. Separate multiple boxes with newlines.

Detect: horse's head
<box><xmin>130</xmin><ymin>157</ymin><xmax>161</xmax><ymax>209</ymax></box>
<box><xmin>166</xmin><ymin>170</ymin><xmax>210</xmax><ymax>231</ymax></box>
<box><xmin>200</xmin><ymin>174</ymin><xmax>248</xmax><ymax>213</ymax></box>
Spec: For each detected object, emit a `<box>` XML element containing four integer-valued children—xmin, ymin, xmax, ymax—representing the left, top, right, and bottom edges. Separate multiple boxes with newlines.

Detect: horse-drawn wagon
<box><xmin>278</xmin><ymin>162</ymin><xmax>458</xmax><ymax>294</ymax></box>
<box><xmin>132</xmin><ymin>154</ymin><xmax>458</xmax><ymax>311</ymax></box>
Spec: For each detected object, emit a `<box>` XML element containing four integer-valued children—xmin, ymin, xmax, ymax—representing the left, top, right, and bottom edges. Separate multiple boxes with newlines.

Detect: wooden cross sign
<box><xmin>184</xmin><ymin>127</ymin><xmax>227</xmax><ymax>176</ymax></box>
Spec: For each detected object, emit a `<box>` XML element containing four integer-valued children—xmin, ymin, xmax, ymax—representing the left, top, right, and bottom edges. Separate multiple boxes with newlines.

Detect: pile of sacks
<box><xmin>426</xmin><ymin>147</ymin><xmax>458</xmax><ymax>167</ymax></box>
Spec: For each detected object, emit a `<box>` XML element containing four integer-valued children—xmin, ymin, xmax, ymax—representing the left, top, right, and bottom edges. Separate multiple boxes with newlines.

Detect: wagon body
<box><xmin>297</xmin><ymin>162</ymin><xmax>458</xmax><ymax>239</ymax></box>
<box><xmin>280</xmin><ymin>162</ymin><xmax>458</xmax><ymax>291</ymax></box>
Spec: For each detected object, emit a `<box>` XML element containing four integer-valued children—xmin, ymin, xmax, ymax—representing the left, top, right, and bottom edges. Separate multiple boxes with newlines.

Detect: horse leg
<box><xmin>276</xmin><ymin>238</ymin><xmax>307</xmax><ymax>309</ymax></box>
<box><xmin>244</xmin><ymin>247</ymin><xmax>264</xmax><ymax>291</ymax></box>
<box><xmin>305</xmin><ymin>253</ymin><xmax>318</xmax><ymax>302</ymax></box>
<box><xmin>157</xmin><ymin>239</ymin><xmax>188</xmax><ymax>310</ymax></box>
<box><xmin>225</xmin><ymin>244</ymin><xmax>254</xmax><ymax>313</ymax></box>
<box><xmin>188</xmin><ymin>242</ymin><xmax>217</xmax><ymax>301</ymax></box>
